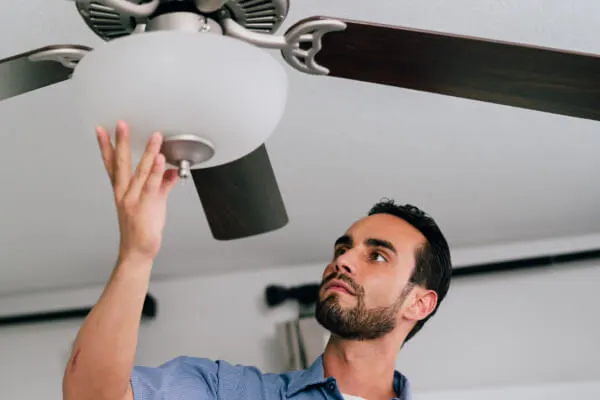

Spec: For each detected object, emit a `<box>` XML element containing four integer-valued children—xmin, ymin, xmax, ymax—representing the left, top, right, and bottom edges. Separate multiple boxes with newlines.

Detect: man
<box><xmin>62</xmin><ymin>121</ymin><xmax>452</xmax><ymax>400</ymax></box>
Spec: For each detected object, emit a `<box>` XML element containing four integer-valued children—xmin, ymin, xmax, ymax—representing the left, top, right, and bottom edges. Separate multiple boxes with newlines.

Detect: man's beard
<box><xmin>315</xmin><ymin>272</ymin><xmax>412</xmax><ymax>340</ymax></box>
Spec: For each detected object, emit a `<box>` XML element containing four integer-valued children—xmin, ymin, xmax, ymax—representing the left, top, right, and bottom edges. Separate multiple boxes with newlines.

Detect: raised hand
<box><xmin>96</xmin><ymin>121</ymin><xmax>179</xmax><ymax>263</ymax></box>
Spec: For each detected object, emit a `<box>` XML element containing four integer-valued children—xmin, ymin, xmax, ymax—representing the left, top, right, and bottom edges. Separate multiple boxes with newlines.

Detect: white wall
<box><xmin>418</xmin><ymin>380</ymin><xmax>600</xmax><ymax>400</ymax></box>
<box><xmin>1</xmin><ymin>260</ymin><xmax>599</xmax><ymax>399</ymax></box>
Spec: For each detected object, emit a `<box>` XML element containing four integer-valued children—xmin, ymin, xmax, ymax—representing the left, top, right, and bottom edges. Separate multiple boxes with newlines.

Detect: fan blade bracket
<box><xmin>0</xmin><ymin>44</ymin><xmax>92</xmax><ymax>102</ymax></box>
<box><xmin>219</xmin><ymin>13</ymin><xmax>346</xmax><ymax>75</ymax></box>
<box><xmin>280</xmin><ymin>18</ymin><xmax>347</xmax><ymax>75</ymax></box>
<box><xmin>28</xmin><ymin>46</ymin><xmax>92</xmax><ymax>70</ymax></box>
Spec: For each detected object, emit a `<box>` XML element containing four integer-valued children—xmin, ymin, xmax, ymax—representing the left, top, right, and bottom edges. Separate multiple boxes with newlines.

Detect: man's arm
<box><xmin>63</xmin><ymin>256</ymin><xmax>151</xmax><ymax>400</ymax></box>
<box><xmin>62</xmin><ymin>121</ymin><xmax>178</xmax><ymax>400</ymax></box>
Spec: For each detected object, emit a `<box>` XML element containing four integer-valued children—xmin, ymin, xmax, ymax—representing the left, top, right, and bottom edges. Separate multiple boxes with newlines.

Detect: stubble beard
<box><xmin>315</xmin><ymin>277</ymin><xmax>410</xmax><ymax>341</ymax></box>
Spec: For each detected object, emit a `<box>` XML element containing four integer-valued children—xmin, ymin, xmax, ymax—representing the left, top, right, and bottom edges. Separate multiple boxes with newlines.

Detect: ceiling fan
<box><xmin>1</xmin><ymin>0</ymin><xmax>599</xmax><ymax>241</ymax></box>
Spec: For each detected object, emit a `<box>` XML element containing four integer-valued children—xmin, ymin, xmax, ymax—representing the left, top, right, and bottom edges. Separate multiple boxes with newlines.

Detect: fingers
<box><xmin>96</xmin><ymin>122</ymin><xmax>179</xmax><ymax>204</ymax></box>
<box><xmin>125</xmin><ymin>132</ymin><xmax>163</xmax><ymax>199</ymax></box>
<box><xmin>114</xmin><ymin>121</ymin><xmax>132</xmax><ymax>199</ymax></box>
<box><xmin>140</xmin><ymin>159</ymin><xmax>179</xmax><ymax>203</ymax></box>
<box><xmin>142</xmin><ymin>153</ymin><xmax>166</xmax><ymax>195</ymax></box>
<box><xmin>160</xmin><ymin>169</ymin><xmax>180</xmax><ymax>195</ymax></box>
<box><xmin>96</xmin><ymin>126</ymin><xmax>114</xmax><ymax>182</ymax></box>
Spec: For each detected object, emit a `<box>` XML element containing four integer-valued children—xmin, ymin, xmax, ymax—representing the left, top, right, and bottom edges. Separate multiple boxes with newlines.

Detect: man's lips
<box><xmin>324</xmin><ymin>280</ymin><xmax>356</xmax><ymax>296</ymax></box>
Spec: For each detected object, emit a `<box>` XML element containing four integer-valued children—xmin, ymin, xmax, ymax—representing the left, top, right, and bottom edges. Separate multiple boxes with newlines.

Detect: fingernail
<box><xmin>95</xmin><ymin>127</ymin><xmax>106</xmax><ymax>138</ymax></box>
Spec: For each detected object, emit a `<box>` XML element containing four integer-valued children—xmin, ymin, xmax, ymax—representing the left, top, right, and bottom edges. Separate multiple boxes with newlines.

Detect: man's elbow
<box><xmin>62</xmin><ymin>368</ymin><xmax>131</xmax><ymax>400</ymax></box>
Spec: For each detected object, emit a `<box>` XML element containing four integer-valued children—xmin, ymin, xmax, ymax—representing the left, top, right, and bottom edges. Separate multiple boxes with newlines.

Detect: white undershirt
<box><xmin>342</xmin><ymin>394</ymin><xmax>366</xmax><ymax>400</ymax></box>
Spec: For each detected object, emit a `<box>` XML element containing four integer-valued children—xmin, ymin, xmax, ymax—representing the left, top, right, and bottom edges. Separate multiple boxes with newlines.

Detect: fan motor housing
<box><xmin>75</xmin><ymin>0</ymin><xmax>289</xmax><ymax>41</ymax></box>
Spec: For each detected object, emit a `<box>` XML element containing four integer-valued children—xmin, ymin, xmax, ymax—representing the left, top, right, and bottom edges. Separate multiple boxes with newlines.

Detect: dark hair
<box><xmin>368</xmin><ymin>199</ymin><xmax>452</xmax><ymax>341</ymax></box>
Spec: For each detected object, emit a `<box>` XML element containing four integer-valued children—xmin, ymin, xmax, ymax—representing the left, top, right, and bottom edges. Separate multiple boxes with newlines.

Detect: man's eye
<box><xmin>334</xmin><ymin>247</ymin><xmax>347</xmax><ymax>257</ymax></box>
<box><xmin>370</xmin><ymin>252</ymin><xmax>387</xmax><ymax>262</ymax></box>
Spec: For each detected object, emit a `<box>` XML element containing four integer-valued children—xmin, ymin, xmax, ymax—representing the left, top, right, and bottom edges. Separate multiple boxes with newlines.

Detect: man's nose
<box><xmin>335</xmin><ymin>249</ymin><xmax>358</xmax><ymax>275</ymax></box>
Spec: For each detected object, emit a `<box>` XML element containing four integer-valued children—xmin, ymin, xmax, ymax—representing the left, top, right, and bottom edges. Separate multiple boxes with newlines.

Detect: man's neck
<box><xmin>322</xmin><ymin>334</ymin><xmax>403</xmax><ymax>400</ymax></box>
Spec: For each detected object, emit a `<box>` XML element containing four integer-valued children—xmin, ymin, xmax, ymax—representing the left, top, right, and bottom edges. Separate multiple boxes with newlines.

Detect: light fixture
<box><xmin>71</xmin><ymin>28</ymin><xmax>288</xmax><ymax>176</ymax></box>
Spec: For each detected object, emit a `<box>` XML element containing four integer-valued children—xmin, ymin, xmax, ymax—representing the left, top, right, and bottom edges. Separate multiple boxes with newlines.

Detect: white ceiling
<box><xmin>1</xmin><ymin>0</ymin><xmax>600</xmax><ymax>297</ymax></box>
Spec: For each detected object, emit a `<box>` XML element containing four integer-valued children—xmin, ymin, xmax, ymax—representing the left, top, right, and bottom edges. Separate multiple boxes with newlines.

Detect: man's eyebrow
<box><xmin>334</xmin><ymin>234</ymin><xmax>353</xmax><ymax>247</ymax></box>
<box><xmin>365</xmin><ymin>238</ymin><xmax>397</xmax><ymax>254</ymax></box>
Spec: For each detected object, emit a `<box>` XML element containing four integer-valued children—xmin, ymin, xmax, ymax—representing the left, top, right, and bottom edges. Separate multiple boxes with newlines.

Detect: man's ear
<box><xmin>403</xmin><ymin>288</ymin><xmax>438</xmax><ymax>322</ymax></box>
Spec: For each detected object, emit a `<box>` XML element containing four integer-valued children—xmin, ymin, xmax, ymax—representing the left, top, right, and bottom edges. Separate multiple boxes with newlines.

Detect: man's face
<box><xmin>315</xmin><ymin>213</ymin><xmax>427</xmax><ymax>340</ymax></box>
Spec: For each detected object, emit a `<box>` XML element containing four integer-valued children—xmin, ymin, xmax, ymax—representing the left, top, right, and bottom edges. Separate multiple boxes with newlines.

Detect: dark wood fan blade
<box><xmin>298</xmin><ymin>16</ymin><xmax>600</xmax><ymax>121</ymax></box>
<box><xmin>191</xmin><ymin>144</ymin><xmax>288</xmax><ymax>240</ymax></box>
<box><xmin>0</xmin><ymin>45</ymin><xmax>91</xmax><ymax>102</ymax></box>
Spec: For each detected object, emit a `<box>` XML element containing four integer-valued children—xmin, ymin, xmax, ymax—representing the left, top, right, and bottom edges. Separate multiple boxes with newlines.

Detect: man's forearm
<box><xmin>63</xmin><ymin>255</ymin><xmax>153</xmax><ymax>400</ymax></box>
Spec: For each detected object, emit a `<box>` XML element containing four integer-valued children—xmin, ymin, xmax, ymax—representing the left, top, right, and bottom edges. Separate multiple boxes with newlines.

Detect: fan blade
<box><xmin>191</xmin><ymin>144</ymin><xmax>288</xmax><ymax>240</ymax></box>
<box><xmin>0</xmin><ymin>45</ymin><xmax>90</xmax><ymax>102</ymax></box>
<box><xmin>299</xmin><ymin>17</ymin><xmax>600</xmax><ymax>121</ymax></box>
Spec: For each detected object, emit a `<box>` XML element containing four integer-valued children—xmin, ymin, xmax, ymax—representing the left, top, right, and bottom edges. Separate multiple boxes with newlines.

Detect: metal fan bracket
<box><xmin>27</xmin><ymin>46</ymin><xmax>91</xmax><ymax>69</ymax></box>
<box><xmin>281</xmin><ymin>19</ymin><xmax>347</xmax><ymax>75</ymax></box>
<box><xmin>220</xmin><ymin>17</ymin><xmax>347</xmax><ymax>75</ymax></box>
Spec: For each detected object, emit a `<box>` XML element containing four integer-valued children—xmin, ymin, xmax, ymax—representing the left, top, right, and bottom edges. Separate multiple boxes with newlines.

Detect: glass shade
<box><xmin>71</xmin><ymin>30</ymin><xmax>288</xmax><ymax>168</ymax></box>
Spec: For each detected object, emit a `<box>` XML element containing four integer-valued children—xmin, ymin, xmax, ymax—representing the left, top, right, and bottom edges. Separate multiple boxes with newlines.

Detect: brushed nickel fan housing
<box><xmin>75</xmin><ymin>0</ymin><xmax>290</xmax><ymax>41</ymax></box>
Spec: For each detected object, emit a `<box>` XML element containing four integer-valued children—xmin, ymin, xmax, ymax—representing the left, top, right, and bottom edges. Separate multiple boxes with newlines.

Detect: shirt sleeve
<box><xmin>130</xmin><ymin>356</ymin><xmax>219</xmax><ymax>400</ymax></box>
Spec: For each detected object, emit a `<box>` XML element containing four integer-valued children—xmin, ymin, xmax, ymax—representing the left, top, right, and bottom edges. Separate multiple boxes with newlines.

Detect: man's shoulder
<box><xmin>169</xmin><ymin>355</ymin><xmax>289</xmax><ymax>380</ymax></box>
<box><xmin>132</xmin><ymin>356</ymin><xmax>295</xmax><ymax>399</ymax></box>
<box><xmin>138</xmin><ymin>356</ymin><xmax>294</xmax><ymax>394</ymax></box>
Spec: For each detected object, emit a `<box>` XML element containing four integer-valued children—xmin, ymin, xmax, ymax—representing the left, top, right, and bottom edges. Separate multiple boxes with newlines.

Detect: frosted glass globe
<box><xmin>71</xmin><ymin>30</ymin><xmax>288</xmax><ymax>168</ymax></box>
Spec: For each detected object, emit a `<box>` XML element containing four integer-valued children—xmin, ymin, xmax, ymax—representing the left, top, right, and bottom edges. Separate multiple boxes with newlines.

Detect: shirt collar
<box><xmin>285</xmin><ymin>355</ymin><xmax>330</xmax><ymax>396</ymax></box>
<box><xmin>285</xmin><ymin>355</ymin><xmax>411</xmax><ymax>399</ymax></box>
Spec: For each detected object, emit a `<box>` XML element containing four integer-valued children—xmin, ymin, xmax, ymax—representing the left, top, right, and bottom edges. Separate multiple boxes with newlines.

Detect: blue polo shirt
<box><xmin>131</xmin><ymin>354</ymin><xmax>412</xmax><ymax>399</ymax></box>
